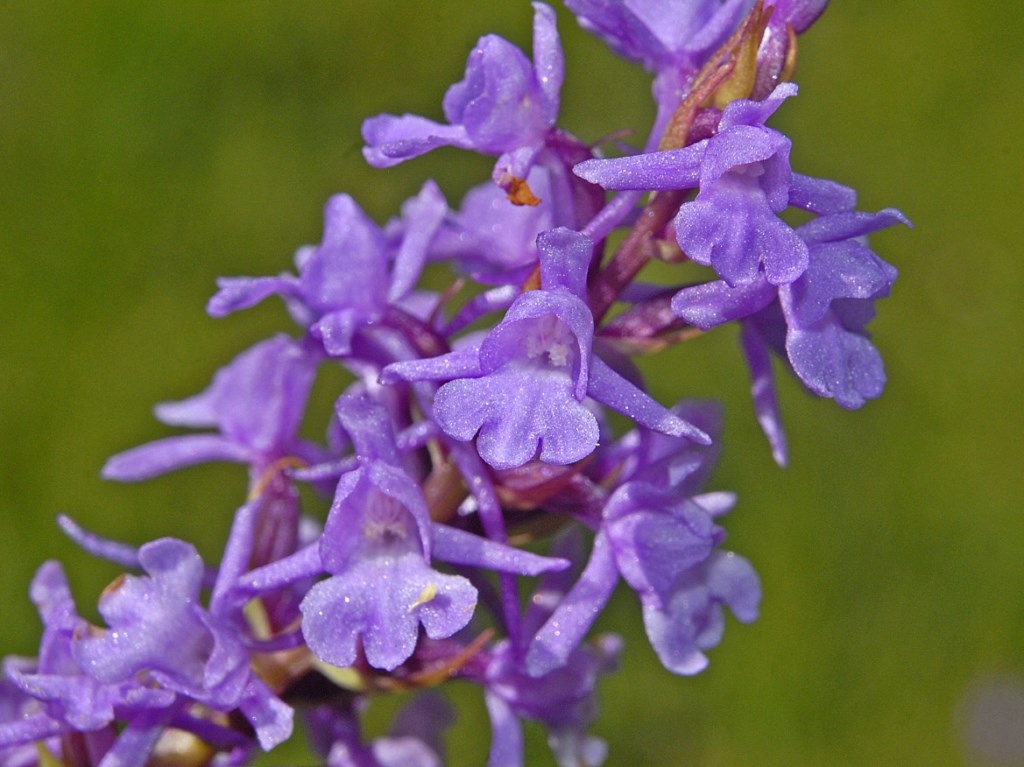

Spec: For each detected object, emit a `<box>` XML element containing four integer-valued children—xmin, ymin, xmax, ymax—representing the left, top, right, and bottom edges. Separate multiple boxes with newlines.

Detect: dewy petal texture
<box><xmin>300</xmin><ymin>399</ymin><xmax>477</xmax><ymax>671</ymax></box>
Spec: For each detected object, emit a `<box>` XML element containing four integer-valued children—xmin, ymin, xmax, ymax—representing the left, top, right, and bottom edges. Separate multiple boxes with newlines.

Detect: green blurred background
<box><xmin>2</xmin><ymin>2</ymin><xmax>1022</xmax><ymax>765</ymax></box>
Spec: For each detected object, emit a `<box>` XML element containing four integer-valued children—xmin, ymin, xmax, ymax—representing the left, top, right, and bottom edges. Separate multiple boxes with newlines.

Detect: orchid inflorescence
<box><xmin>1</xmin><ymin>2</ymin><xmax>909</xmax><ymax>765</ymax></box>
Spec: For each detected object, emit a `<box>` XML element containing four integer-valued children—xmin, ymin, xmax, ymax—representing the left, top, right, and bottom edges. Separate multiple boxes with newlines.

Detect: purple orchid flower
<box><xmin>525</xmin><ymin>408</ymin><xmax>759</xmax><ymax>677</ymax></box>
<box><xmin>382</xmin><ymin>228</ymin><xmax>710</xmax><ymax>470</ymax></box>
<box><xmin>672</xmin><ymin>207</ymin><xmax>909</xmax><ymax>462</ymax></box>
<box><xmin>575</xmin><ymin>83</ymin><xmax>857</xmax><ymax>286</ymax></box>
<box><xmin>1</xmin><ymin>561</ymin><xmax>181</xmax><ymax>767</ymax></box>
<box><xmin>102</xmin><ymin>333</ymin><xmax>319</xmax><ymax>481</ymax></box>
<box><xmin>70</xmin><ymin>537</ymin><xmax>293</xmax><ymax>751</ymax></box>
<box><xmin>208</xmin><ymin>183</ymin><xmax>446</xmax><ymax>359</ymax></box>
<box><xmin>362</xmin><ymin>3</ymin><xmax>563</xmax><ymax>192</ymax></box>
<box><xmin>296</xmin><ymin>396</ymin><xmax>568</xmax><ymax>672</ymax></box>
<box><xmin>527</xmin><ymin>482</ymin><xmax>757</xmax><ymax>677</ymax></box>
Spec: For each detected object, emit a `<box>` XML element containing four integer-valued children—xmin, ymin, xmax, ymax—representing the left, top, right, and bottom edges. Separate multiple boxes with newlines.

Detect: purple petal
<box><xmin>784</xmin><ymin>310</ymin><xmax>886</xmax><ymax>408</ymax></box>
<box><xmin>57</xmin><ymin>516</ymin><xmax>141</xmax><ymax>570</ymax></box>
<box><xmin>675</xmin><ymin>178</ymin><xmax>809</xmax><ymax>286</ymax></box>
<box><xmin>796</xmin><ymin>207</ymin><xmax>911</xmax><ymax>246</ymax></box>
<box><xmin>434</xmin><ymin>366</ymin><xmax>599</xmax><ymax>470</ymax></box>
<box><xmin>698</xmin><ymin>125</ymin><xmax>790</xmax><ymax>189</ymax></box>
<box><xmin>311</xmin><ymin>309</ymin><xmax>360</xmax><ymax>357</ymax></box>
<box><xmin>237</xmin><ymin>678</ymin><xmax>293</xmax><ymax>750</ymax></box>
<box><xmin>573</xmin><ymin>143</ymin><xmax>705</xmax><ymax>192</ymax></box>
<box><xmin>537</xmin><ymin>227</ymin><xmax>591</xmax><ymax>297</ymax></box>
<box><xmin>101</xmin><ymin>434</ymin><xmax>250</xmax><ymax>481</ymax></box>
<box><xmin>788</xmin><ymin>173</ymin><xmax>857</xmax><ymax>214</ymax></box>
<box><xmin>431</xmin><ymin>523</ymin><xmax>569</xmax><ymax>576</ymax></box>
<box><xmin>787</xmin><ymin>239</ymin><xmax>896</xmax><ymax>326</ymax></box>
<box><xmin>670</xmin><ymin>277</ymin><xmax>777</xmax><ymax>329</ymax></box>
<box><xmin>531</xmin><ymin>2</ymin><xmax>564</xmax><ymax>117</ymax></box>
<box><xmin>207</xmin><ymin>275</ymin><xmax>299</xmax><ymax>318</ymax></box>
<box><xmin>300</xmin><ymin>554</ymin><xmax>476</xmax><ymax>672</ymax></box>
<box><xmin>484</xmin><ymin>691</ymin><xmax>524</xmax><ymax>767</ymax></box>
<box><xmin>640</xmin><ymin>593</ymin><xmax>711</xmax><ymax>675</ymax></box>
<box><xmin>334</xmin><ymin>395</ymin><xmax>401</xmax><ymax>466</ymax></box>
<box><xmin>526</xmin><ymin>531</ymin><xmax>618</xmax><ymax>677</ymax></box>
<box><xmin>740</xmin><ymin>323</ymin><xmax>788</xmax><ymax>467</ymax></box>
<box><xmin>362</xmin><ymin>115</ymin><xmax>472</xmax><ymax>167</ymax></box>
<box><xmin>719</xmin><ymin>82</ymin><xmax>797</xmax><ymax>131</ymax></box>
<box><xmin>379</xmin><ymin>347</ymin><xmax>483</xmax><ymax>386</ymax></box>
<box><xmin>389</xmin><ymin>181</ymin><xmax>448</xmax><ymax>302</ymax></box>
<box><xmin>587</xmin><ymin>356</ymin><xmax>710</xmax><ymax>444</ymax></box>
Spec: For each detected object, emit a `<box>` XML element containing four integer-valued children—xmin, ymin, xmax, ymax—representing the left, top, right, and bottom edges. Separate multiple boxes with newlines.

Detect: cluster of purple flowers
<box><xmin>2</xmin><ymin>2</ymin><xmax>908</xmax><ymax>765</ymax></box>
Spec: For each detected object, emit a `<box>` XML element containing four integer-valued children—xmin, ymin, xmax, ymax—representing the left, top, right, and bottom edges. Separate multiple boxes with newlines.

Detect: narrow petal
<box><xmin>573</xmin><ymin>144</ymin><xmax>705</xmax><ymax>191</ymax></box>
<box><xmin>587</xmin><ymin>356</ymin><xmax>710</xmax><ymax>444</ymax></box>
<box><xmin>739</xmin><ymin>323</ymin><xmax>788</xmax><ymax>466</ymax></box>
<box><xmin>101</xmin><ymin>435</ymin><xmax>250</xmax><ymax>481</ymax></box>
<box><xmin>531</xmin><ymin>3</ymin><xmax>564</xmax><ymax>117</ymax></box>
<box><xmin>670</xmin><ymin>277</ymin><xmax>776</xmax><ymax>329</ymax></box>
<box><xmin>238</xmin><ymin>678</ymin><xmax>294</xmax><ymax>750</ymax></box>
<box><xmin>431</xmin><ymin>523</ymin><xmax>569</xmax><ymax>576</ymax></box>
<box><xmin>788</xmin><ymin>173</ymin><xmax>857</xmax><ymax>214</ymax></box>
<box><xmin>207</xmin><ymin>275</ymin><xmax>299</xmax><ymax>318</ymax></box>
<box><xmin>379</xmin><ymin>347</ymin><xmax>483</xmax><ymax>386</ymax></box>
<box><xmin>362</xmin><ymin>114</ymin><xmax>473</xmax><ymax>167</ymax></box>
<box><xmin>526</xmin><ymin>532</ymin><xmax>618</xmax><ymax>677</ymax></box>
<box><xmin>485</xmin><ymin>691</ymin><xmax>524</xmax><ymax>767</ymax></box>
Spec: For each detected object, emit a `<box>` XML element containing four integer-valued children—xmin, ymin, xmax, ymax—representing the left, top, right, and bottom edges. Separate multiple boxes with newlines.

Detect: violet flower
<box><xmin>207</xmin><ymin>184</ymin><xmax>445</xmax><ymax>359</ymax></box>
<box><xmin>363</xmin><ymin>3</ymin><xmax>563</xmax><ymax>192</ymax></box>
<box><xmin>672</xmin><ymin>207</ymin><xmax>909</xmax><ymax>461</ymax></box>
<box><xmin>296</xmin><ymin>396</ymin><xmax>567</xmax><ymax>672</ymax></box>
<box><xmin>102</xmin><ymin>333</ymin><xmax>320</xmax><ymax>481</ymax></box>
<box><xmin>0</xmin><ymin>561</ymin><xmax>179</xmax><ymax>767</ymax></box>
<box><xmin>575</xmin><ymin>83</ymin><xmax>857</xmax><ymax>286</ymax></box>
<box><xmin>526</xmin><ymin>407</ymin><xmax>759</xmax><ymax>677</ymax></box>
<box><xmin>382</xmin><ymin>228</ymin><xmax>710</xmax><ymax>470</ymax></box>
<box><xmin>71</xmin><ymin>538</ymin><xmax>293</xmax><ymax>750</ymax></box>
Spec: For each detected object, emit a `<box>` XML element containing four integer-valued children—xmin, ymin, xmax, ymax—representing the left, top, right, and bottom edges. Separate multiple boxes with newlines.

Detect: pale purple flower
<box><xmin>362</xmin><ymin>3</ymin><xmax>563</xmax><ymax>190</ymax></box>
<box><xmin>527</xmin><ymin>480</ymin><xmax>757</xmax><ymax>677</ymax></box>
<box><xmin>382</xmin><ymin>228</ymin><xmax>710</xmax><ymax>470</ymax></box>
<box><xmin>298</xmin><ymin>396</ymin><xmax>567</xmax><ymax>672</ymax></box>
<box><xmin>102</xmin><ymin>334</ymin><xmax>319</xmax><ymax>481</ymax></box>
<box><xmin>672</xmin><ymin>207</ymin><xmax>908</xmax><ymax>460</ymax></box>
<box><xmin>207</xmin><ymin>184</ymin><xmax>445</xmax><ymax>358</ymax></box>
<box><xmin>0</xmin><ymin>562</ymin><xmax>179</xmax><ymax>767</ymax></box>
<box><xmin>71</xmin><ymin>538</ymin><xmax>293</xmax><ymax>750</ymax></box>
<box><xmin>575</xmin><ymin>84</ymin><xmax>857</xmax><ymax>286</ymax></box>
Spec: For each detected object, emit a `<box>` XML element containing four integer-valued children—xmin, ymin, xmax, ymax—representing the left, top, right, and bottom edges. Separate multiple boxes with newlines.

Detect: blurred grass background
<box><xmin>1</xmin><ymin>2</ymin><xmax>1022</xmax><ymax>765</ymax></box>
